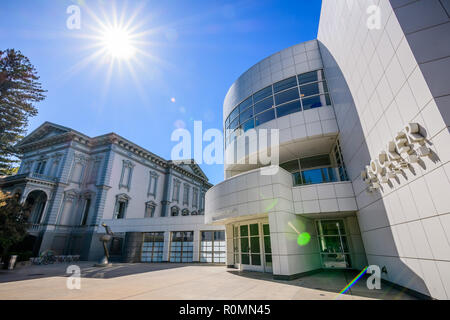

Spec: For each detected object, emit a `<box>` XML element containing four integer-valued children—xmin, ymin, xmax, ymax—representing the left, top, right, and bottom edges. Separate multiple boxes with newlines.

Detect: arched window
<box><xmin>114</xmin><ymin>194</ymin><xmax>131</xmax><ymax>219</ymax></box>
<box><xmin>181</xmin><ymin>208</ymin><xmax>189</xmax><ymax>216</ymax></box>
<box><xmin>145</xmin><ymin>201</ymin><xmax>157</xmax><ymax>218</ymax></box>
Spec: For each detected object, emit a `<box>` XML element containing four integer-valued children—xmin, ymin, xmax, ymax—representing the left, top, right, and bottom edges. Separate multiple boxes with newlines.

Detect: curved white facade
<box><xmin>223</xmin><ymin>40</ymin><xmax>340</xmax><ymax>178</ymax></box>
<box><xmin>210</xmin><ymin>39</ymin><xmax>366</xmax><ymax>278</ymax></box>
<box><xmin>206</xmin><ymin>0</ymin><xmax>450</xmax><ymax>299</ymax></box>
<box><xmin>317</xmin><ymin>0</ymin><xmax>450</xmax><ymax>299</ymax></box>
<box><xmin>223</xmin><ymin>40</ymin><xmax>323</xmax><ymax>120</ymax></box>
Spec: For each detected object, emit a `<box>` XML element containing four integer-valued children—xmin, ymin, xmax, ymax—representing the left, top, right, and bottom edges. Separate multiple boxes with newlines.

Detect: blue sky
<box><xmin>1</xmin><ymin>0</ymin><xmax>322</xmax><ymax>184</ymax></box>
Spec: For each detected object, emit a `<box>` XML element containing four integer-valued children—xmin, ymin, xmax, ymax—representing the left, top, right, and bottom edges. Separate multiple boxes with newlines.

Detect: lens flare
<box><xmin>297</xmin><ymin>232</ymin><xmax>311</xmax><ymax>246</ymax></box>
<box><xmin>288</xmin><ymin>221</ymin><xmax>311</xmax><ymax>246</ymax></box>
<box><xmin>334</xmin><ymin>266</ymin><xmax>368</xmax><ymax>299</ymax></box>
<box><xmin>265</xmin><ymin>199</ymin><xmax>278</xmax><ymax>212</ymax></box>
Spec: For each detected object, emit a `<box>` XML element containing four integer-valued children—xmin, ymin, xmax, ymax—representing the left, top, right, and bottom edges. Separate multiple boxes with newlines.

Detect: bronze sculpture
<box><xmin>94</xmin><ymin>223</ymin><xmax>114</xmax><ymax>267</ymax></box>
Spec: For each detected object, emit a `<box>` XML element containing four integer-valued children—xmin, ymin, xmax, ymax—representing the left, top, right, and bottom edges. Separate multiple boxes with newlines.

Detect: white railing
<box><xmin>28</xmin><ymin>172</ymin><xmax>58</xmax><ymax>182</ymax></box>
<box><xmin>29</xmin><ymin>224</ymin><xmax>91</xmax><ymax>233</ymax></box>
<box><xmin>30</xmin><ymin>255</ymin><xmax>80</xmax><ymax>265</ymax></box>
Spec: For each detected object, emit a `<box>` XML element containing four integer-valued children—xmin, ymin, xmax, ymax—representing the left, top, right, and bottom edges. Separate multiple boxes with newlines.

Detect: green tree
<box><xmin>2</xmin><ymin>167</ymin><xmax>18</xmax><ymax>176</ymax></box>
<box><xmin>0</xmin><ymin>49</ymin><xmax>46</xmax><ymax>175</ymax></box>
<box><xmin>0</xmin><ymin>191</ymin><xmax>30</xmax><ymax>266</ymax></box>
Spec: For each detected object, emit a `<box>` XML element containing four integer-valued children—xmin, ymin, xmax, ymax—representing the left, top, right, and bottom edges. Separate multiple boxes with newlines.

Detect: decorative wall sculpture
<box><xmin>361</xmin><ymin>123</ymin><xmax>431</xmax><ymax>192</ymax></box>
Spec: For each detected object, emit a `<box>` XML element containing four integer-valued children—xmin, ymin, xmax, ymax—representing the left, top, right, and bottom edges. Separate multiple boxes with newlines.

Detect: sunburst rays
<box><xmin>64</xmin><ymin>0</ymin><xmax>173</xmax><ymax>103</ymax></box>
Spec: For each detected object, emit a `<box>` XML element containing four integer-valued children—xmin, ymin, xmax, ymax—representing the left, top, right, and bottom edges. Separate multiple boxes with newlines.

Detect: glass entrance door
<box><xmin>233</xmin><ymin>222</ymin><xmax>272</xmax><ymax>272</ymax></box>
<box><xmin>240</xmin><ymin>224</ymin><xmax>261</xmax><ymax>269</ymax></box>
<box><xmin>316</xmin><ymin>220</ymin><xmax>351</xmax><ymax>269</ymax></box>
<box><xmin>262</xmin><ymin>224</ymin><xmax>272</xmax><ymax>273</ymax></box>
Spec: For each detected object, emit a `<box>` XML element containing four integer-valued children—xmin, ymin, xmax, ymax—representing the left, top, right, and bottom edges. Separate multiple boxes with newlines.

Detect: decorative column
<box><xmin>160</xmin><ymin>167</ymin><xmax>173</xmax><ymax>217</ymax></box>
<box><xmin>163</xmin><ymin>231</ymin><xmax>171</xmax><ymax>262</ymax></box>
<box><xmin>58</xmin><ymin>190</ymin><xmax>78</xmax><ymax>226</ymax></box>
<box><xmin>193</xmin><ymin>230</ymin><xmax>200</xmax><ymax>262</ymax></box>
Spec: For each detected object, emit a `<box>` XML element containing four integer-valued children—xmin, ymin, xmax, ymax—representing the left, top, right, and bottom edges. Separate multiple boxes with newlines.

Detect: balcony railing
<box><xmin>28</xmin><ymin>172</ymin><xmax>58</xmax><ymax>182</ymax></box>
<box><xmin>0</xmin><ymin>172</ymin><xmax>58</xmax><ymax>184</ymax></box>
<box><xmin>28</xmin><ymin>223</ymin><xmax>92</xmax><ymax>233</ymax></box>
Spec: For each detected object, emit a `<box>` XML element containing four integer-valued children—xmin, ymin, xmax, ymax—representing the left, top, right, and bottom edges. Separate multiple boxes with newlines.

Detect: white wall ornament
<box><xmin>361</xmin><ymin>123</ymin><xmax>431</xmax><ymax>192</ymax></box>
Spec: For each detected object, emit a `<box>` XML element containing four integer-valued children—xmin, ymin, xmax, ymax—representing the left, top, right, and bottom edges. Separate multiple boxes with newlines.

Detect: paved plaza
<box><xmin>0</xmin><ymin>263</ymin><xmax>417</xmax><ymax>300</ymax></box>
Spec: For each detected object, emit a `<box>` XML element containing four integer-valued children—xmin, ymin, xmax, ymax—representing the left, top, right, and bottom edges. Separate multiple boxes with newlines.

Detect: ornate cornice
<box><xmin>17</xmin><ymin>132</ymin><xmax>73</xmax><ymax>153</ymax></box>
<box><xmin>15</xmin><ymin>122</ymin><xmax>213</xmax><ymax>187</ymax></box>
<box><xmin>168</xmin><ymin>162</ymin><xmax>213</xmax><ymax>188</ymax></box>
<box><xmin>0</xmin><ymin>174</ymin><xmax>58</xmax><ymax>189</ymax></box>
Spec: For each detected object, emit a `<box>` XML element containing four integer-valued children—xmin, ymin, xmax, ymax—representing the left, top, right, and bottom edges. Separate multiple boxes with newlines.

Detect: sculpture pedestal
<box><xmin>94</xmin><ymin>256</ymin><xmax>112</xmax><ymax>267</ymax></box>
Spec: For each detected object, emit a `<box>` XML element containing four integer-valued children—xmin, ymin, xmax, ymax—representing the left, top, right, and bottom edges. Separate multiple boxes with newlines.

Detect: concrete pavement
<box><xmin>0</xmin><ymin>262</ymin><xmax>417</xmax><ymax>300</ymax></box>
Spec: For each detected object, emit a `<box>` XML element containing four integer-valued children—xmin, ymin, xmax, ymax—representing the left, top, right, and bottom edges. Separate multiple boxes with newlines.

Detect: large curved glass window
<box><xmin>273</xmin><ymin>76</ymin><xmax>297</xmax><ymax>93</ymax></box>
<box><xmin>276</xmin><ymin>100</ymin><xmax>301</xmax><ymax>118</ymax></box>
<box><xmin>240</xmin><ymin>96</ymin><xmax>253</xmax><ymax>110</ymax></box>
<box><xmin>298</xmin><ymin>69</ymin><xmax>325</xmax><ymax>85</ymax></box>
<box><xmin>229</xmin><ymin>107</ymin><xmax>240</xmax><ymax>123</ymax></box>
<box><xmin>300</xmin><ymin>81</ymin><xmax>325</xmax><ymax>97</ymax></box>
<box><xmin>225</xmin><ymin>69</ymin><xmax>332</xmax><ymax>146</ymax></box>
<box><xmin>279</xmin><ymin>143</ymin><xmax>348</xmax><ymax>186</ymax></box>
<box><xmin>254</xmin><ymin>96</ymin><xmax>274</xmax><ymax>114</ymax></box>
<box><xmin>229</xmin><ymin>117</ymin><xmax>239</xmax><ymax>130</ymax></box>
<box><xmin>302</xmin><ymin>94</ymin><xmax>331</xmax><ymax>110</ymax></box>
<box><xmin>255</xmin><ymin>109</ymin><xmax>275</xmax><ymax>126</ymax></box>
<box><xmin>242</xmin><ymin>118</ymin><xmax>255</xmax><ymax>132</ymax></box>
<box><xmin>253</xmin><ymin>86</ymin><xmax>273</xmax><ymax>103</ymax></box>
<box><xmin>240</xmin><ymin>106</ymin><xmax>254</xmax><ymax>123</ymax></box>
<box><xmin>302</xmin><ymin>168</ymin><xmax>337</xmax><ymax>185</ymax></box>
<box><xmin>275</xmin><ymin>87</ymin><xmax>299</xmax><ymax>105</ymax></box>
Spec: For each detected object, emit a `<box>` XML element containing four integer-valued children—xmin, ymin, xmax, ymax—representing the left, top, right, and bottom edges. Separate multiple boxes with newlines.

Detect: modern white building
<box><xmin>205</xmin><ymin>0</ymin><xmax>450</xmax><ymax>299</ymax></box>
<box><xmin>0</xmin><ymin>122</ymin><xmax>225</xmax><ymax>264</ymax></box>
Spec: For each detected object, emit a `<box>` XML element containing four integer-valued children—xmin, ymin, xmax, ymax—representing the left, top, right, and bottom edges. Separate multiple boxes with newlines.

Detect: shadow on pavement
<box><xmin>0</xmin><ymin>262</ymin><xmax>220</xmax><ymax>283</ymax></box>
<box><xmin>226</xmin><ymin>269</ymin><xmax>418</xmax><ymax>300</ymax></box>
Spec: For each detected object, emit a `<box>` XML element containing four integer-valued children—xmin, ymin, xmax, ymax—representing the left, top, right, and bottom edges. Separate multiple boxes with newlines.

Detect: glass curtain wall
<box><xmin>170</xmin><ymin>231</ymin><xmax>194</xmax><ymax>262</ymax></box>
<box><xmin>225</xmin><ymin>69</ymin><xmax>331</xmax><ymax>146</ymax></box>
<box><xmin>279</xmin><ymin>140</ymin><xmax>349</xmax><ymax>186</ymax></box>
<box><xmin>316</xmin><ymin>220</ymin><xmax>351</xmax><ymax>268</ymax></box>
<box><xmin>200</xmin><ymin>231</ymin><xmax>226</xmax><ymax>263</ymax></box>
<box><xmin>141</xmin><ymin>232</ymin><xmax>164</xmax><ymax>262</ymax></box>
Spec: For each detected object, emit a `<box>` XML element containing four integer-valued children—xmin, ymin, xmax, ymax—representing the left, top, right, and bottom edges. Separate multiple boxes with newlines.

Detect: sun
<box><xmin>65</xmin><ymin>1</ymin><xmax>173</xmax><ymax>102</ymax></box>
<box><xmin>101</xmin><ymin>27</ymin><xmax>136</xmax><ymax>60</ymax></box>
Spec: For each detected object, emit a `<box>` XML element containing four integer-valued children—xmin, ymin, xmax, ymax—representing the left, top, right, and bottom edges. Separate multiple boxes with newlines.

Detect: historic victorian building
<box><xmin>0</xmin><ymin>122</ymin><xmax>225</xmax><ymax>263</ymax></box>
<box><xmin>205</xmin><ymin>0</ymin><xmax>450</xmax><ymax>299</ymax></box>
<box><xmin>1</xmin><ymin>0</ymin><xmax>449</xmax><ymax>301</ymax></box>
